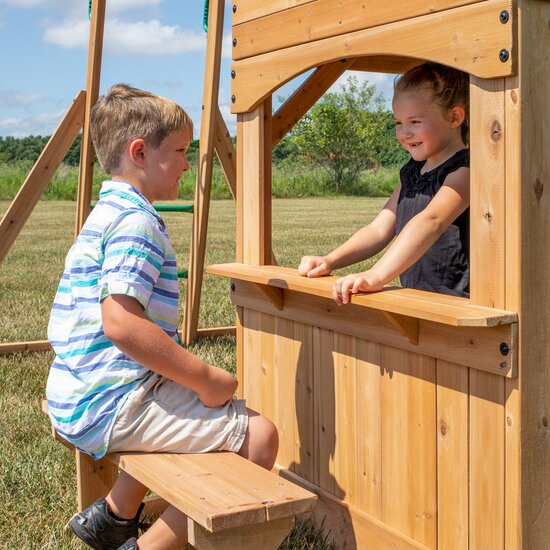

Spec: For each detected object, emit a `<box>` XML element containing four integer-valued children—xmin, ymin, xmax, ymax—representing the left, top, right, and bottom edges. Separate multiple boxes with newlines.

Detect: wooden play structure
<box><xmin>0</xmin><ymin>0</ymin><xmax>235</xmax><ymax>354</ymax></box>
<box><xmin>204</xmin><ymin>0</ymin><xmax>550</xmax><ymax>548</ymax></box>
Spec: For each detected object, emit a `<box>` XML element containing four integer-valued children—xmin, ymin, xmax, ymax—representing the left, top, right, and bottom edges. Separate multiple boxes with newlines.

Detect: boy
<box><xmin>46</xmin><ymin>84</ymin><xmax>278</xmax><ymax>550</ymax></box>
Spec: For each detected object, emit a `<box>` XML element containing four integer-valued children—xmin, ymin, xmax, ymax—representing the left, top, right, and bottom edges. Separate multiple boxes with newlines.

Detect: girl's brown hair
<box><xmin>394</xmin><ymin>62</ymin><xmax>470</xmax><ymax>146</ymax></box>
<box><xmin>90</xmin><ymin>83</ymin><xmax>193</xmax><ymax>174</ymax></box>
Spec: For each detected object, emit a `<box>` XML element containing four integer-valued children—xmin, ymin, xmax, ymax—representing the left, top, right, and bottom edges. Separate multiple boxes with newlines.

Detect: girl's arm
<box><xmin>298</xmin><ymin>185</ymin><xmax>401</xmax><ymax>277</ymax></box>
<box><xmin>101</xmin><ymin>294</ymin><xmax>237</xmax><ymax>407</ymax></box>
<box><xmin>334</xmin><ymin>167</ymin><xmax>469</xmax><ymax>304</ymax></box>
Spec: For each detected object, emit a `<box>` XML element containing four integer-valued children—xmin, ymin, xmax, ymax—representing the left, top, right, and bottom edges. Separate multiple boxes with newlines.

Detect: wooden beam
<box><xmin>272</xmin><ymin>59</ymin><xmax>354</xmax><ymax>148</ymax></box>
<box><xmin>230</xmin><ymin>280</ymin><xmax>516</xmax><ymax>377</ymax></box>
<box><xmin>214</xmin><ymin>105</ymin><xmax>236</xmax><ymax>199</ymax></box>
<box><xmin>0</xmin><ymin>340</ymin><xmax>52</xmax><ymax>356</ymax></box>
<box><xmin>232</xmin><ymin>0</ymin><xmax>482</xmax><ymax>60</ymax></box>
<box><xmin>183</xmin><ymin>0</ymin><xmax>226</xmax><ymax>345</ymax></box>
<box><xmin>75</xmin><ymin>0</ymin><xmax>105</xmax><ymax>234</ymax></box>
<box><xmin>350</xmin><ymin>55</ymin><xmax>421</xmax><ymax>74</ymax></box>
<box><xmin>231</xmin><ymin>0</ymin><xmax>515</xmax><ymax>113</ymax></box>
<box><xmin>382</xmin><ymin>312</ymin><xmax>419</xmax><ymax>345</ymax></box>
<box><xmin>0</xmin><ymin>91</ymin><xmax>85</xmax><ymax>265</ymax></box>
<box><xmin>207</xmin><ymin>263</ymin><xmax>518</xmax><ymax>328</ymax></box>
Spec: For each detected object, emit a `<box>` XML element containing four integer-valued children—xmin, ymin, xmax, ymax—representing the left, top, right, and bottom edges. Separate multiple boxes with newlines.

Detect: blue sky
<box><xmin>0</xmin><ymin>0</ymin><xmax>395</xmax><ymax>139</ymax></box>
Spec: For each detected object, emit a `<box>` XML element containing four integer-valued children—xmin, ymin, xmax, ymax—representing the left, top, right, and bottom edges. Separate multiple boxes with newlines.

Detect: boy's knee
<box><xmin>241</xmin><ymin>409</ymin><xmax>279</xmax><ymax>469</ymax></box>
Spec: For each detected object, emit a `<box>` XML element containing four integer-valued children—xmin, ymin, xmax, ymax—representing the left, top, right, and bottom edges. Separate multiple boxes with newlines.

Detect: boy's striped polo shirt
<box><xmin>46</xmin><ymin>181</ymin><xmax>179</xmax><ymax>459</ymax></box>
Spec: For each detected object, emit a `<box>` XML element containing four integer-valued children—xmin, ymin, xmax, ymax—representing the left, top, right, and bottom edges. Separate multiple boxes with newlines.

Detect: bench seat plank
<box><xmin>113</xmin><ymin>452</ymin><xmax>317</xmax><ymax>532</ymax></box>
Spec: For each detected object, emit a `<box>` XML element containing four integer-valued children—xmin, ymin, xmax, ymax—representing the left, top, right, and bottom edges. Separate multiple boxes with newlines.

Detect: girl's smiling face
<box><xmin>392</xmin><ymin>86</ymin><xmax>465</xmax><ymax>171</ymax></box>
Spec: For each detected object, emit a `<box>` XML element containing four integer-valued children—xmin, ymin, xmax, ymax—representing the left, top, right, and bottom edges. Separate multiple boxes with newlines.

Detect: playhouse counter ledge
<box><xmin>207</xmin><ymin>263</ymin><xmax>518</xmax><ymax>378</ymax></box>
<box><xmin>206</xmin><ymin>263</ymin><xmax>517</xmax><ymax>328</ymax></box>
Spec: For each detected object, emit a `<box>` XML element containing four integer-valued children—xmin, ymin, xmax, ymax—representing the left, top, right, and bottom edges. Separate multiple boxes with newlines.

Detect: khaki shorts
<box><xmin>108</xmin><ymin>373</ymin><xmax>248</xmax><ymax>454</ymax></box>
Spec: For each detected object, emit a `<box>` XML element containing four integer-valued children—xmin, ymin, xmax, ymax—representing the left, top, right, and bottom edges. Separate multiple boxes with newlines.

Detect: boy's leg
<box><xmin>237</xmin><ymin>407</ymin><xmax>279</xmax><ymax>469</ymax></box>
<box><xmin>132</xmin><ymin>506</ymin><xmax>188</xmax><ymax>550</ymax></box>
<box><xmin>105</xmin><ymin>470</ymin><xmax>148</xmax><ymax>520</ymax></box>
<box><xmin>68</xmin><ymin>471</ymin><xmax>147</xmax><ymax>550</ymax></box>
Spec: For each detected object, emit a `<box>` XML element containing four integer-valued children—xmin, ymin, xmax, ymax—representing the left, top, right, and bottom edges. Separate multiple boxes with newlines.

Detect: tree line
<box><xmin>0</xmin><ymin>78</ymin><xmax>407</xmax><ymax>194</ymax></box>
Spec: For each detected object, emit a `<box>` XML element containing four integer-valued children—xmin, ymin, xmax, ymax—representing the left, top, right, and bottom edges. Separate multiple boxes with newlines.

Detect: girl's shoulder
<box><xmin>399</xmin><ymin>148</ymin><xmax>469</xmax><ymax>195</ymax></box>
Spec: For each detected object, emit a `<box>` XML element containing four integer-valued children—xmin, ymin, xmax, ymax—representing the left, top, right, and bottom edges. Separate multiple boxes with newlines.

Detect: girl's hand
<box><xmin>332</xmin><ymin>270</ymin><xmax>385</xmax><ymax>305</ymax></box>
<box><xmin>298</xmin><ymin>256</ymin><xmax>333</xmax><ymax>277</ymax></box>
<box><xmin>197</xmin><ymin>366</ymin><xmax>238</xmax><ymax>408</ymax></box>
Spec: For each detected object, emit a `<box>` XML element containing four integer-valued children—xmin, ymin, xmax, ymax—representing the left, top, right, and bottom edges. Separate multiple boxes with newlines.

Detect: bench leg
<box><xmin>76</xmin><ymin>450</ymin><xmax>118</xmax><ymax>511</ymax></box>
<box><xmin>188</xmin><ymin>516</ymin><xmax>294</xmax><ymax>550</ymax></box>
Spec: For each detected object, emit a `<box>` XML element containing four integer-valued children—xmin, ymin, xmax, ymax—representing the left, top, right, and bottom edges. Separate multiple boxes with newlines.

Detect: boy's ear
<box><xmin>128</xmin><ymin>138</ymin><xmax>146</xmax><ymax>166</ymax></box>
<box><xmin>450</xmin><ymin>106</ymin><xmax>466</xmax><ymax>128</ymax></box>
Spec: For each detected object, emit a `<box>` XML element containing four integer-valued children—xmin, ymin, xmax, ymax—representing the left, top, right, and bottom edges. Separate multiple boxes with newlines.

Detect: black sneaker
<box><xmin>118</xmin><ymin>538</ymin><xmax>139</xmax><ymax>550</ymax></box>
<box><xmin>67</xmin><ymin>498</ymin><xmax>143</xmax><ymax>550</ymax></box>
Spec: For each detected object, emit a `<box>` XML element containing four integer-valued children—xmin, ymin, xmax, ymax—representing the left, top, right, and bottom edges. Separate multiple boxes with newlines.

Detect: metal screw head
<box><xmin>232</xmin><ymin>38</ymin><xmax>237</xmax><ymax>47</ymax></box>
<box><xmin>231</xmin><ymin>70</ymin><xmax>236</xmax><ymax>79</ymax></box>
<box><xmin>232</xmin><ymin>4</ymin><xmax>237</xmax><ymax>13</ymax></box>
<box><xmin>499</xmin><ymin>342</ymin><xmax>510</xmax><ymax>356</ymax></box>
<box><xmin>231</xmin><ymin>95</ymin><xmax>236</xmax><ymax>103</ymax></box>
<box><xmin>230</xmin><ymin>283</ymin><xmax>236</xmax><ymax>292</ymax></box>
<box><xmin>499</xmin><ymin>49</ymin><xmax>510</xmax><ymax>62</ymax></box>
<box><xmin>499</xmin><ymin>10</ymin><xmax>509</xmax><ymax>23</ymax></box>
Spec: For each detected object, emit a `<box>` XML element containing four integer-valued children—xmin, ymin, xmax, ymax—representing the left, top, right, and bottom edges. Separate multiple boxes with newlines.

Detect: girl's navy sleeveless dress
<box><xmin>395</xmin><ymin>148</ymin><xmax>470</xmax><ymax>297</ymax></box>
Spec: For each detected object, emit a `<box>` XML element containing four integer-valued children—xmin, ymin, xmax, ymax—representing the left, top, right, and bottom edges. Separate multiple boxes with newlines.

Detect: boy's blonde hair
<box><xmin>90</xmin><ymin>83</ymin><xmax>193</xmax><ymax>174</ymax></box>
<box><xmin>394</xmin><ymin>62</ymin><xmax>470</xmax><ymax>146</ymax></box>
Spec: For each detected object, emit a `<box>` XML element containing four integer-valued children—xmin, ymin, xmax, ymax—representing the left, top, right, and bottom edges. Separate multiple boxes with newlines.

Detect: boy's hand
<box><xmin>332</xmin><ymin>270</ymin><xmax>385</xmax><ymax>305</ymax></box>
<box><xmin>197</xmin><ymin>365</ymin><xmax>238</xmax><ymax>408</ymax></box>
<box><xmin>298</xmin><ymin>255</ymin><xmax>332</xmax><ymax>278</ymax></box>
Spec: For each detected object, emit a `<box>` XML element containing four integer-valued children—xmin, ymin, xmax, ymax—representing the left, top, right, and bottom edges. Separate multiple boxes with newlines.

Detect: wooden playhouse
<box><xmin>207</xmin><ymin>0</ymin><xmax>550</xmax><ymax>548</ymax></box>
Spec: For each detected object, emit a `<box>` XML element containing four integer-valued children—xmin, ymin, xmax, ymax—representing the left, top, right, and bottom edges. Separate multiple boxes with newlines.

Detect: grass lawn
<box><xmin>0</xmin><ymin>197</ymin><xmax>387</xmax><ymax>549</ymax></box>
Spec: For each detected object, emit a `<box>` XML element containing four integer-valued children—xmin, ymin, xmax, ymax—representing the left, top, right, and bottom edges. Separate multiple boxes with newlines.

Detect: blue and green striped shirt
<box><xmin>46</xmin><ymin>181</ymin><xmax>179</xmax><ymax>459</ymax></box>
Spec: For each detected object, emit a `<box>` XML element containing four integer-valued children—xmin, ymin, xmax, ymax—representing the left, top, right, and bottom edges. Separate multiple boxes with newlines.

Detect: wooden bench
<box><xmin>42</xmin><ymin>402</ymin><xmax>317</xmax><ymax>549</ymax></box>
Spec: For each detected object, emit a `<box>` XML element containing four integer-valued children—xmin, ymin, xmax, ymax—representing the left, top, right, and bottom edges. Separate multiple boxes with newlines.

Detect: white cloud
<box><xmin>332</xmin><ymin>70</ymin><xmax>396</xmax><ymax>105</ymax></box>
<box><xmin>43</xmin><ymin>17</ymin><xmax>206</xmax><ymax>56</ymax></box>
<box><xmin>0</xmin><ymin>109</ymin><xmax>65</xmax><ymax>137</ymax></box>
<box><xmin>43</xmin><ymin>18</ymin><xmax>89</xmax><ymax>49</ymax></box>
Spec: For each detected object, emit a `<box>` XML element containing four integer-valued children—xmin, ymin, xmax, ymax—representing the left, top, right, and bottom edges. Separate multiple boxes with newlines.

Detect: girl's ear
<box><xmin>450</xmin><ymin>106</ymin><xmax>466</xmax><ymax>128</ymax></box>
<box><xmin>128</xmin><ymin>138</ymin><xmax>146</xmax><ymax>166</ymax></box>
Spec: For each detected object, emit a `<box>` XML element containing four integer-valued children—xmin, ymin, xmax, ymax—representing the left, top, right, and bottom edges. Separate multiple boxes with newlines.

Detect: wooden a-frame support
<box><xmin>0</xmin><ymin>0</ymin><xmax>375</xmax><ymax>354</ymax></box>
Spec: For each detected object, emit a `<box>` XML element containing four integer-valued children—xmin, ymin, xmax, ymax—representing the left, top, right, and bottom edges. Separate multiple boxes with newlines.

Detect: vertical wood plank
<box><xmin>381</xmin><ymin>347</ymin><xmax>436</xmax><ymax>546</ymax></box>
<box><xmin>504</xmin><ymin>74</ymin><xmax>521</xmax><ymax>550</ymax></box>
<box><xmin>76</xmin><ymin>451</ymin><xmax>118</xmax><ymax>511</ymax></box>
<box><xmin>243</xmin><ymin>310</ymin><xmax>261</xmax><ymax>412</ymax></box>
<box><xmin>355</xmin><ymin>338</ymin><xmax>382</xmax><ymax>518</ymax></box>
<box><xmin>293</xmin><ymin>322</ymin><xmax>314</xmax><ymax>482</ymax></box>
<box><xmin>469</xmin><ymin>76</ymin><xmax>506</xmax><ymax>307</ymax></box>
<box><xmin>333</xmin><ymin>333</ymin><xmax>357</xmax><ymax>506</ymax></box>
<box><xmin>312</xmin><ymin>327</ymin><xmax>336</xmax><ymax>495</ymax></box>
<box><xmin>469</xmin><ymin>370</ymin><xmax>505</xmax><ymax>549</ymax></box>
<box><xmin>274</xmin><ymin>317</ymin><xmax>297</xmax><ymax>470</ymax></box>
<box><xmin>240</xmin><ymin>99</ymin><xmax>272</xmax><ymax>266</ymax></box>
<box><xmin>517</xmin><ymin>3</ymin><xmax>550</xmax><ymax>547</ymax></box>
<box><xmin>437</xmin><ymin>360</ymin><xmax>469</xmax><ymax>549</ymax></box>
<box><xmin>260</xmin><ymin>312</ymin><xmax>276</xmax><ymax>423</ymax></box>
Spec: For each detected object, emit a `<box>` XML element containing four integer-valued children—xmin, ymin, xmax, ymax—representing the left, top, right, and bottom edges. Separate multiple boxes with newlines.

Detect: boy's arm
<box><xmin>298</xmin><ymin>185</ymin><xmax>400</xmax><ymax>277</ymax></box>
<box><xmin>101</xmin><ymin>294</ymin><xmax>237</xmax><ymax>407</ymax></box>
<box><xmin>334</xmin><ymin>167</ymin><xmax>469</xmax><ymax>303</ymax></box>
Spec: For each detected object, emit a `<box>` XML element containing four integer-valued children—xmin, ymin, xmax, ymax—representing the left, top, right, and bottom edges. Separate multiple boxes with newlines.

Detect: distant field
<box><xmin>0</xmin><ymin>197</ymin><xmax>387</xmax><ymax>548</ymax></box>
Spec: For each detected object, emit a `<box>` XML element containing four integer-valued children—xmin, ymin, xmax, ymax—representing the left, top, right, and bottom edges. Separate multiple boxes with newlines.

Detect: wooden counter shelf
<box><xmin>207</xmin><ymin>262</ymin><xmax>518</xmax><ymax>377</ymax></box>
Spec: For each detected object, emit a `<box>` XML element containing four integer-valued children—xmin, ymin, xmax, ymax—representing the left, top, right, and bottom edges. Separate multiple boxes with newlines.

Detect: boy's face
<box><xmin>145</xmin><ymin>129</ymin><xmax>191</xmax><ymax>202</ymax></box>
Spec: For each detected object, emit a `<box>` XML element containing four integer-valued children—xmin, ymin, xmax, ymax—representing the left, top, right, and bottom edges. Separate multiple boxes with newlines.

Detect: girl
<box><xmin>298</xmin><ymin>62</ymin><xmax>470</xmax><ymax>304</ymax></box>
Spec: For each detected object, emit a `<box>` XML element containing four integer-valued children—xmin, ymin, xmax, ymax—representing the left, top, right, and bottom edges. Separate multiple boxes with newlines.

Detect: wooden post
<box><xmin>76</xmin><ymin>450</ymin><xmax>118</xmax><ymax>511</ymax></box>
<box><xmin>183</xmin><ymin>0</ymin><xmax>226</xmax><ymax>345</ymax></box>
<box><xmin>517</xmin><ymin>2</ymin><xmax>550</xmax><ymax>548</ymax></box>
<box><xmin>74</xmin><ymin>0</ymin><xmax>106</xmax><ymax>234</ymax></box>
